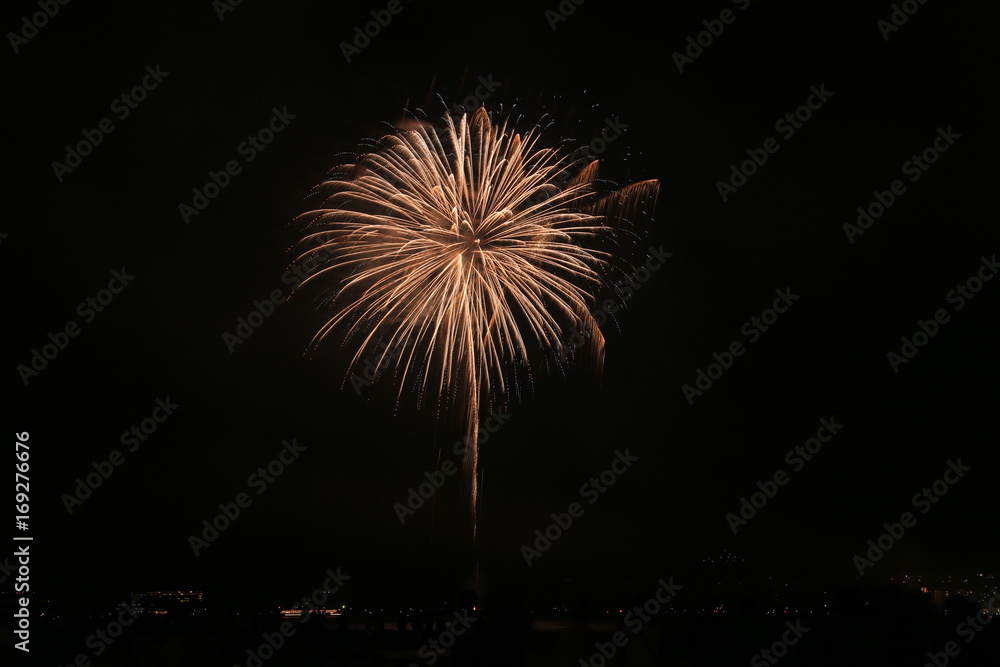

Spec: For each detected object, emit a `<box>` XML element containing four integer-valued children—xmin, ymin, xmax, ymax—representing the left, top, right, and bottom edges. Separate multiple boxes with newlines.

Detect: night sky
<box><xmin>7</xmin><ymin>0</ymin><xmax>998</xmax><ymax>615</ymax></box>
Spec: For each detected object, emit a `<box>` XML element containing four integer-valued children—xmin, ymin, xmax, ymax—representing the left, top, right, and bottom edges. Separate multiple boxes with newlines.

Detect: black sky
<box><xmin>6</xmin><ymin>0</ymin><xmax>999</xmax><ymax>613</ymax></box>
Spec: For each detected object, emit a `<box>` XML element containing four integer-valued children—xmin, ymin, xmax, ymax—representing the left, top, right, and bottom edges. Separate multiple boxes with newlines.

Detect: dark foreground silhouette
<box><xmin>8</xmin><ymin>584</ymin><xmax>998</xmax><ymax>666</ymax></box>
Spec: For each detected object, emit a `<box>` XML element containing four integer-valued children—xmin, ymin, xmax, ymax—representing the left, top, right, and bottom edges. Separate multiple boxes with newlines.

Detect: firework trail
<box><xmin>291</xmin><ymin>107</ymin><xmax>658</xmax><ymax>536</ymax></box>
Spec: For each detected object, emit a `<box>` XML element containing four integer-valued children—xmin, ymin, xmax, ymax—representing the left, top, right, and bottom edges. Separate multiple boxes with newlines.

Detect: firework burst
<box><xmin>291</xmin><ymin>107</ymin><xmax>658</xmax><ymax>534</ymax></box>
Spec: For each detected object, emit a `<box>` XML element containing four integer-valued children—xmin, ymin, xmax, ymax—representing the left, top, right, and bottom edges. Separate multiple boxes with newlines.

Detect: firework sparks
<box><xmin>291</xmin><ymin>107</ymin><xmax>658</xmax><ymax>535</ymax></box>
